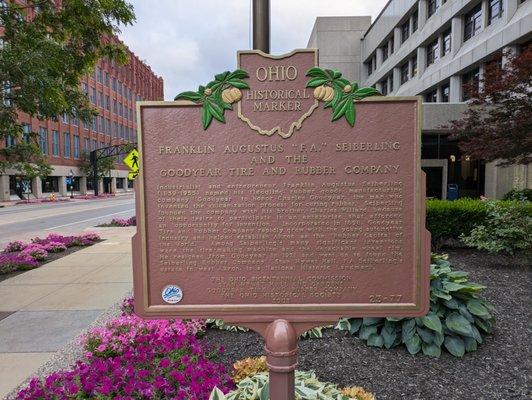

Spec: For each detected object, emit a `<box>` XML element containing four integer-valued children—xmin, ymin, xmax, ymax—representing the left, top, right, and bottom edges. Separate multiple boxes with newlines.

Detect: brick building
<box><xmin>0</xmin><ymin>5</ymin><xmax>163</xmax><ymax>200</ymax></box>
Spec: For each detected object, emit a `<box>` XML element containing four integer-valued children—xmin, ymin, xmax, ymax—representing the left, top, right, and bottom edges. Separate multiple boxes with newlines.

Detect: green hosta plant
<box><xmin>210</xmin><ymin>370</ymin><xmax>357</xmax><ymax>400</ymax></box>
<box><xmin>206</xmin><ymin>318</ymin><xmax>249</xmax><ymax>332</ymax></box>
<box><xmin>306</xmin><ymin>67</ymin><xmax>381</xmax><ymax>126</ymax></box>
<box><xmin>175</xmin><ymin>69</ymin><xmax>250</xmax><ymax>129</ymax></box>
<box><xmin>335</xmin><ymin>254</ymin><xmax>495</xmax><ymax>357</ymax></box>
<box><xmin>461</xmin><ymin>200</ymin><xmax>531</xmax><ymax>254</ymax></box>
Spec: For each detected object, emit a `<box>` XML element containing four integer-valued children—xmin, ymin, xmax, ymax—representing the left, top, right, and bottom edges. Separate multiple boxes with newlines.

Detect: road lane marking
<box><xmin>0</xmin><ymin>200</ymin><xmax>135</xmax><ymax>226</ymax></box>
<box><xmin>44</xmin><ymin>209</ymin><xmax>135</xmax><ymax>231</ymax></box>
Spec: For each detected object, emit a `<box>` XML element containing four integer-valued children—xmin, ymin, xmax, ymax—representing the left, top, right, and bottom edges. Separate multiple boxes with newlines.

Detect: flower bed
<box><xmin>97</xmin><ymin>216</ymin><xmax>136</xmax><ymax>227</ymax></box>
<box><xmin>15</xmin><ymin>298</ymin><xmax>374</xmax><ymax>400</ymax></box>
<box><xmin>0</xmin><ymin>233</ymin><xmax>101</xmax><ymax>275</ymax></box>
<box><xmin>16</xmin><ymin>306</ymin><xmax>232</xmax><ymax>399</ymax></box>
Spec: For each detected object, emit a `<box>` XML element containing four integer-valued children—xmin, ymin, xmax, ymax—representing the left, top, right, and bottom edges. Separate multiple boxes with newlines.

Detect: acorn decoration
<box><xmin>313</xmin><ymin>85</ymin><xmax>334</xmax><ymax>102</ymax></box>
<box><xmin>343</xmin><ymin>84</ymin><xmax>352</xmax><ymax>93</ymax></box>
<box><xmin>204</xmin><ymin>88</ymin><xmax>212</xmax><ymax>96</ymax></box>
<box><xmin>222</xmin><ymin>87</ymin><xmax>242</xmax><ymax>104</ymax></box>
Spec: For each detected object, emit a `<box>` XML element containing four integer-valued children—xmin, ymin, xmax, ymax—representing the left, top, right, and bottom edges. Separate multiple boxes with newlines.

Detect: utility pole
<box><xmin>252</xmin><ymin>0</ymin><xmax>270</xmax><ymax>53</ymax></box>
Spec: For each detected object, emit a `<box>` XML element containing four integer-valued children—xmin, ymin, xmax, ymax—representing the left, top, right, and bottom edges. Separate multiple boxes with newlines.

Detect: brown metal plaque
<box><xmin>132</xmin><ymin>50</ymin><xmax>430</xmax><ymax>324</ymax></box>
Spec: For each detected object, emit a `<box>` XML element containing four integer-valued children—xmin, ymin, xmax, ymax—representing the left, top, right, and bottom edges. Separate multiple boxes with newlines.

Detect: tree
<box><xmin>0</xmin><ymin>0</ymin><xmax>135</xmax><ymax>177</ymax></box>
<box><xmin>449</xmin><ymin>45</ymin><xmax>532</xmax><ymax>166</ymax></box>
<box><xmin>79</xmin><ymin>151</ymin><xmax>115</xmax><ymax>182</ymax></box>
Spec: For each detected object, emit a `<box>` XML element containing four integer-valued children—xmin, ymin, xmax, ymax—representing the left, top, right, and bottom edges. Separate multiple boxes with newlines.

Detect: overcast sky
<box><xmin>119</xmin><ymin>1</ymin><xmax>388</xmax><ymax>100</ymax></box>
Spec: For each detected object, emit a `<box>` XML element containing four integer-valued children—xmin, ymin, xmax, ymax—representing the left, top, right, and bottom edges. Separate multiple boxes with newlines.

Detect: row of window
<box><xmin>422</xmin><ymin>67</ymin><xmax>479</xmax><ymax>103</ymax></box>
<box><xmin>82</xmin><ymin>83</ymin><xmax>137</xmax><ymax>120</ymax></box>
<box><xmin>95</xmin><ymin>66</ymin><xmax>143</xmax><ymax>103</ymax></box>
<box><xmin>366</xmin><ymin>0</ymin><xmax>505</xmax><ymax>78</ymax></box>
<box><xmin>18</xmin><ymin>125</ymin><xmax>136</xmax><ymax>157</ymax></box>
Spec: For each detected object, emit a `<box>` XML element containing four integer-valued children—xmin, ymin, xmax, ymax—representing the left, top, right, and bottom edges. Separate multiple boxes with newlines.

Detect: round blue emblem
<box><xmin>162</xmin><ymin>285</ymin><xmax>183</xmax><ymax>304</ymax></box>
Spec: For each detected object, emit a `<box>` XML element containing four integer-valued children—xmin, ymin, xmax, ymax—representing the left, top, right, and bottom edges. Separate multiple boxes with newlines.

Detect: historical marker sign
<box><xmin>132</xmin><ymin>49</ymin><xmax>430</xmax><ymax>325</ymax></box>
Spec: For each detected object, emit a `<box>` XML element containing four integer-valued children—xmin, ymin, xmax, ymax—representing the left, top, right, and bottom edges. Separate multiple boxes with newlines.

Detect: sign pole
<box><xmin>252</xmin><ymin>0</ymin><xmax>270</xmax><ymax>53</ymax></box>
<box><xmin>264</xmin><ymin>320</ymin><xmax>298</xmax><ymax>400</ymax></box>
<box><xmin>252</xmin><ymin>4</ymin><xmax>297</xmax><ymax>398</ymax></box>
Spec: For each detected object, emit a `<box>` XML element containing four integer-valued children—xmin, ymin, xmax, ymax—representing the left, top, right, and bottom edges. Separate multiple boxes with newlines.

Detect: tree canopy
<box><xmin>0</xmin><ymin>0</ymin><xmax>135</xmax><ymax>177</ymax></box>
<box><xmin>449</xmin><ymin>45</ymin><xmax>532</xmax><ymax>166</ymax></box>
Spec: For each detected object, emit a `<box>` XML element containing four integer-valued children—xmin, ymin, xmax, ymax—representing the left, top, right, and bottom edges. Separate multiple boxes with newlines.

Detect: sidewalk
<box><xmin>0</xmin><ymin>192</ymin><xmax>133</xmax><ymax>208</ymax></box>
<box><xmin>0</xmin><ymin>227</ymin><xmax>135</xmax><ymax>398</ymax></box>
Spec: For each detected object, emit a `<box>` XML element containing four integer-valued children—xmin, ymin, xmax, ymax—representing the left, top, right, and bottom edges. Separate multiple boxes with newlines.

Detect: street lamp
<box><xmin>68</xmin><ymin>170</ymin><xmax>74</xmax><ymax>199</ymax></box>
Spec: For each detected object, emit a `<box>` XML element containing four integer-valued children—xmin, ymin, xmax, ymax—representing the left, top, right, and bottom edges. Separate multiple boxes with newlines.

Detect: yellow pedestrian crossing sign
<box><xmin>124</xmin><ymin>149</ymin><xmax>140</xmax><ymax>180</ymax></box>
<box><xmin>123</xmin><ymin>149</ymin><xmax>140</xmax><ymax>171</ymax></box>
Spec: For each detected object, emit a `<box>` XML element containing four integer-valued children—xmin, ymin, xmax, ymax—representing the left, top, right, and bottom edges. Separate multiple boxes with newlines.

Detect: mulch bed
<box><xmin>203</xmin><ymin>249</ymin><xmax>531</xmax><ymax>400</ymax></box>
<box><xmin>0</xmin><ymin>241</ymin><xmax>103</xmax><ymax>283</ymax></box>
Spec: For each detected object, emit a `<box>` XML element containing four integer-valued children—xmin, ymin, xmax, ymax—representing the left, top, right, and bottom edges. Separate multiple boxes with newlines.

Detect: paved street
<box><xmin>0</xmin><ymin>195</ymin><xmax>135</xmax><ymax>247</ymax></box>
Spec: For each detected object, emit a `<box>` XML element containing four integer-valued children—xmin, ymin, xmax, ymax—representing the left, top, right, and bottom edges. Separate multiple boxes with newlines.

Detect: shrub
<box><xmin>210</xmin><ymin>370</ymin><xmax>374</xmax><ymax>400</ymax></box>
<box><xmin>99</xmin><ymin>216</ymin><xmax>136</xmax><ymax>227</ymax></box>
<box><xmin>0</xmin><ymin>253</ymin><xmax>39</xmax><ymax>274</ymax></box>
<box><xmin>42</xmin><ymin>241</ymin><xmax>68</xmax><ymax>253</ymax></box>
<box><xmin>3</xmin><ymin>240</ymin><xmax>25</xmax><ymax>253</ymax></box>
<box><xmin>17</xmin><ymin>316</ymin><xmax>231</xmax><ymax>400</ymax></box>
<box><xmin>20</xmin><ymin>244</ymin><xmax>48</xmax><ymax>261</ymax></box>
<box><xmin>461</xmin><ymin>200</ymin><xmax>532</xmax><ymax>254</ymax></box>
<box><xmin>503</xmin><ymin>188</ymin><xmax>532</xmax><ymax>201</ymax></box>
<box><xmin>426</xmin><ymin>198</ymin><xmax>488</xmax><ymax>241</ymax></box>
<box><xmin>335</xmin><ymin>254</ymin><xmax>495</xmax><ymax>357</ymax></box>
<box><xmin>231</xmin><ymin>356</ymin><xmax>267</xmax><ymax>383</ymax></box>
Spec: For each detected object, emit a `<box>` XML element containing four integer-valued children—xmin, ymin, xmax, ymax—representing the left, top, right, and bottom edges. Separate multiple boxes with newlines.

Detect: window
<box><xmin>113</xmin><ymin>100</ymin><xmax>117</xmax><ymax>114</ymax></box>
<box><xmin>52</xmin><ymin>130</ymin><xmax>60</xmax><ymax>156</ymax></box>
<box><xmin>97</xmin><ymin>67</ymin><xmax>103</xmax><ymax>83</ymax></box>
<box><xmin>428</xmin><ymin>0</ymin><xmax>446</xmax><ymax>17</ymax></box>
<box><xmin>104</xmin><ymin>71</ymin><xmax>109</xmax><ymax>86</ymax></box>
<box><xmin>462</xmin><ymin>68</ymin><xmax>480</xmax><ymax>101</ymax></box>
<box><xmin>82</xmin><ymin>83</ymin><xmax>88</xmax><ymax>94</ymax></box>
<box><xmin>91</xmin><ymin>88</ymin><xmax>96</xmax><ymax>104</ymax></box>
<box><xmin>105</xmin><ymin>95</ymin><xmax>110</xmax><ymax>110</ymax></box>
<box><xmin>84</xmin><ymin>138</ymin><xmax>90</xmax><ymax>153</ymax></box>
<box><xmin>62</xmin><ymin>113</ymin><xmax>69</xmax><ymax>124</ymax></box>
<box><xmin>401</xmin><ymin>21</ymin><xmax>410</xmax><ymax>43</ymax></box>
<box><xmin>411</xmin><ymin>55</ymin><xmax>418</xmax><ymax>77</ymax></box>
<box><xmin>488</xmin><ymin>0</ymin><xmax>503</xmax><ymax>24</ymax></box>
<box><xmin>389</xmin><ymin>74</ymin><xmax>394</xmax><ymax>92</ymax></box>
<box><xmin>113</xmin><ymin>121</ymin><xmax>118</xmax><ymax>138</ymax></box>
<box><xmin>118</xmin><ymin>81</ymin><xmax>123</xmax><ymax>95</ymax></box>
<box><xmin>3</xmin><ymin>82</ymin><xmax>12</xmax><ymax>107</ymax></box>
<box><xmin>92</xmin><ymin>139</ymin><xmax>97</xmax><ymax>151</ymax></box>
<box><xmin>5</xmin><ymin>134</ymin><xmax>15</xmax><ymax>148</ymax></box>
<box><xmin>106</xmin><ymin>118</ymin><xmax>111</xmax><ymax>135</ymax></box>
<box><xmin>22</xmin><ymin>124</ymin><xmax>31</xmax><ymax>142</ymax></box>
<box><xmin>382</xmin><ymin>42</ymin><xmax>389</xmax><ymax>62</ymax></box>
<box><xmin>39</xmin><ymin>127</ymin><xmax>48</xmax><ymax>155</ymax></box>
<box><xmin>380</xmin><ymin>79</ymin><xmax>388</xmax><ymax>95</ymax></box>
<box><xmin>98</xmin><ymin>91</ymin><xmax>103</xmax><ymax>108</ymax></box>
<box><xmin>366</xmin><ymin>54</ymin><xmax>377</xmax><ymax>76</ymax></box>
<box><xmin>63</xmin><ymin>132</ymin><xmax>71</xmax><ymax>158</ymax></box>
<box><xmin>390</xmin><ymin>37</ymin><xmax>394</xmax><ymax>54</ymax></box>
<box><xmin>119</xmin><ymin>102</ymin><xmax>123</xmax><ymax>117</ymax></box>
<box><xmin>441</xmin><ymin>83</ymin><xmax>450</xmax><ymax>103</ymax></box>
<box><xmin>112</xmin><ymin>77</ymin><xmax>117</xmax><ymax>91</ymax></box>
<box><xmin>120</xmin><ymin>125</ymin><xmax>124</xmax><ymax>139</ymax></box>
<box><xmin>464</xmin><ymin>4</ymin><xmax>482</xmax><ymax>41</ymax></box>
<box><xmin>427</xmin><ymin>38</ymin><xmax>439</xmax><ymax>66</ymax></box>
<box><xmin>442</xmin><ymin>28</ymin><xmax>452</xmax><ymax>56</ymax></box>
<box><xmin>91</xmin><ymin>116</ymin><xmax>97</xmax><ymax>131</ymax></box>
<box><xmin>412</xmin><ymin>10</ymin><xmax>418</xmax><ymax>32</ymax></box>
<box><xmin>424</xmin><ymin>89</ymin><xmax>438</xmax><ymax>103</ymax></box>
<box><xmin>99</xmin><ymin>116</ymin><xmax>104</xmax><ymax>133</ymax></box>
<box><xmin>400</xmin><ymin>63</ymin><xmax>410</xmax><ymax>84</ymax></box>
<box><xmin>73</xmin><ymin>135</ymin><xmax>80</xmax><ymax>159</ymax></box>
